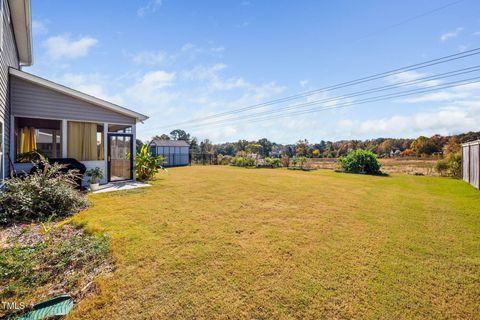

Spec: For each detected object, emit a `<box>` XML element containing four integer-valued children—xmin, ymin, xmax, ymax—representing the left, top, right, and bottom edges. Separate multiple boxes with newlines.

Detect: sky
<box><xmin>27</xmin><ymin>0</ymin><xmax>480</xmax><ymax>143</ymax></box>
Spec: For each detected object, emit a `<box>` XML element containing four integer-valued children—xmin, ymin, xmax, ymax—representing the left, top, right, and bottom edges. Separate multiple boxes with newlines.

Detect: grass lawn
<box><xmin>71</xmin><ymin>166</ymin><xmax>480</xmax><ymax>319</ymax></box>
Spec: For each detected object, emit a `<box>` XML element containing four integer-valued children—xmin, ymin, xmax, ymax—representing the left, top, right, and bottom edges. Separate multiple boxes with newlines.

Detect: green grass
<box><xmin>71</xmin><ymin>166</ymin><xmax>480</xmax><ymax>319</ymax></box>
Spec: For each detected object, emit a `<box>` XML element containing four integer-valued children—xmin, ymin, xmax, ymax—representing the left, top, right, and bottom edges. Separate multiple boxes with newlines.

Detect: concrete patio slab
<box><xmin>92</xmin><ymin>181</ymin><xmax>151</xmax><ymax>194</ymax></box>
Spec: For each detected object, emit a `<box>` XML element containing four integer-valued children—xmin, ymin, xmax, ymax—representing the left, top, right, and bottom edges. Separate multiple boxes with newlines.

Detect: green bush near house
<box><xmin>0</xmin><ymin>162</ymin><xmax>88</xmax><ymax>224</ymax></box>
<box><xmin>135</xmin><ymin>144</ymin><xmax>166</xmax><ymax>181</ymax></box>
<box><xmin>338</xmin><ymin>149</ymin><xmax>382</xmax><ymax>175</ymax></box>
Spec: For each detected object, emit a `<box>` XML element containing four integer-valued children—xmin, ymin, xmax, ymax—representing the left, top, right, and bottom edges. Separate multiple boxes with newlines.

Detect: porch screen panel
<box><xmin>68</xmin><ymin>122</ymin><xmax>98</xmax><ymax>161</ymax></box>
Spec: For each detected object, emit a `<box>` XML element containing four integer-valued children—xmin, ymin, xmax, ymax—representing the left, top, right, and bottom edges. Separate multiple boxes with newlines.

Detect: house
<box><xmin>0</xmin><ymin>0</ymin><xmax>148</xmax><ymax>185</ymax></box>
<box><xmin>149</xmin><ymin>139</ymin><xmax>190</xmax><ymax>167</ymax></box>
<box><xmin>389</xmin><ymin>149</ymin><xmax>401</xmax><ymax>157</ymax></box>
<box><xmin>461</xmin><ymin>140</ymin><xmax>479</xmax><ymax>189</ymax></box>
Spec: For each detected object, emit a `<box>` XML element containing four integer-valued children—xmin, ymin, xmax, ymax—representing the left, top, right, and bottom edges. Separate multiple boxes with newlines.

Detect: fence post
<box><xmin>468</xmin><ymin>144</ymin><xmax>471</xmax><ymax>184</ymax></box>
<box><xmin>478</xmin><ymin>142</ymin><xmax>480</xmax><ymax>189</ymax></box>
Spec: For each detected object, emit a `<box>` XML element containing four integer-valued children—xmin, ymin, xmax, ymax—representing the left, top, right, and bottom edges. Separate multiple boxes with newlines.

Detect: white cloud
<box><xmin>300</xmin><ymin>80</ymin><xmax>309</xmax><ymax>87</ymax></box>
<box><xmin>440</xmin><ymin>27</ymin><xmax>463</xmax><ymax>42</ymax></box>
<box><xmin>126</xmin><ymin>70</ymin><xmax>177</xmax><ymax>106</ymax></box>
<box><xmin>182</xmin><ymin>63</ymin><xmax>226</xmax><ymax>81</ymax></box>
<box><xmin>336</xmin><ymin>82</ymin><xmax>480</xmax><ymax>138</ymax></box>
<box><xmin>473</xmin><ymin>31</ymin><xmax>480</xmax><ymax>36</ymax></box>
<box><xmin>60</xmin><ymin>73</ymin><xmax>124</xmax><ymax>104</ymax></box>
<box><xmin>402</xmin><ymin>91</ymin><xmax>468</xmax><ymax>103</ymax></box>
<box><xmin>210</xmin><ymin>46</ymin><xmax>225</xmax><ymax>53</ymax></box>
<box><xmin>132</xmin><ymin>50</ymin><xmax>169</xmax><ymax>65</ymax></box>
<box><xmin>387</xmin><ymin>70</ymin><xmax>441</xmax><ymax>87</ymax></box>
<box><xmin>337</xmin><ymin>104</ymin><xmax>479</xmax><ymax>138</ymax></box>
<box><xmin>137</xmin><ymin>0</ymin><xmax>162</xmax><ymax>17</ymax></box>
<box><xmin>43</xmin><ymin>35</ymin><xmax>98</xmax><ymax>60</ymax></box>
<box><xmin>32</xmin><ymin>20</ymin><xmax>48</xmax><ymax>35</ymax></box>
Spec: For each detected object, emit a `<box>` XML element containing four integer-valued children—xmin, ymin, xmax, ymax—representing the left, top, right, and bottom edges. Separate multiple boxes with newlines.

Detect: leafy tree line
<box><xmin>139</xmin><ymin>129</ymin><xmax>480</xmax><ymax>159</ymax></box>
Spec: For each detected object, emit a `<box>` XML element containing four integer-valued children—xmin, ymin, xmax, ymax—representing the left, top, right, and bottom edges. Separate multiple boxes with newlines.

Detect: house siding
<box><xmin>0</xmin><ymin>0</ymin><xmax>20</xmax><ymax>177</ymax></box>
<box><xmin>10</xmin><ymin>76</ymin><xmax>135</xmax><ymax>124</ymax></box>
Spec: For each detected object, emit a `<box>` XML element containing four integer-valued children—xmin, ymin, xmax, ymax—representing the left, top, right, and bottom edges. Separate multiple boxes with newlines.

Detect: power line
<box><xmin>178</xmin><ymin>66</ymin><xmax>480</xmax><ymax>128</ymax></box>
<box><xmin>150</xmin><ymin>47</ymin><xmax>480</xmax><ymax>131</ymax></box>
<box><xmin>353</xmin><ymin>0</ymin><xmax>466</xmax><ymax>42</ymax></box>
<box><xmin>184</xmin><ymin>77</ymin><xmax>480</xmax><ymax>129</ymax></box>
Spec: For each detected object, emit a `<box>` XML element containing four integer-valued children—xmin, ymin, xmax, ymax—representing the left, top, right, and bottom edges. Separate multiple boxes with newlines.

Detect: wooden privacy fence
<box><xmin>462</xmin><ymin>140</ymin><xmax>480</xmax><ymax>189</ymax></box>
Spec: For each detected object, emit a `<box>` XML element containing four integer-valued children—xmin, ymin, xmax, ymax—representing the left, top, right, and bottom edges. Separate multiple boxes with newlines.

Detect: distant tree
<box><xmin>200</xmin><ymin>139</ymin><xmax>213</xmax><ymax>154</ymax></box>
<box><xmin>170</xmin><ymin>129</ymin><xmax>191</xmax><ymax>142</ymax></box>
<box><xmin>411</xmin><ymin>136</ymin><xmax>440</xmax><ymax>156</ymax></box>
<box><xmin>379</xmin><ymin>139</ymin><xmax>395</xmax><ymax>155</ymax></box>
<box><xmin>295</xmin><ymin>139</ymin><xmax>309</xmax><ymax>157</ymax></box>
<box><xmin>400</xmin><ymin>149</ymin><xmax>415</xmax><ymax>157</ymax></box>
<box><xmin>312</xmin><ymin>149</ymin><xmax>321</xmax><ymax>158</ymax></box>
<box><xmin>153</xmin><ymin>134</ymin><xmax>170</xmax><ymax>141</ymax></box>
<box><xmin>234</xmin><ymin>140</ymin><xmax>247</xmax><ymax>152</ymax></box>
<box><xmin>245</xmin><ymin>143</ymin><xmax>262</xmax><ymax>155</ymax></box>
<box><xmin>442</xmin><ymin>137</ymin><xmax>461</xmax><ymax>157</ymax></box>
<box><xmin>257</xmin><ymin>138</ymin><xmax>273</xmax><ymax>156</ymax></box>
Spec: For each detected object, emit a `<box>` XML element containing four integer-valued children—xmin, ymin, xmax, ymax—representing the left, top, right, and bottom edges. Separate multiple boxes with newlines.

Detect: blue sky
<box><xmin>27</xmin><ymin>0</ymin><xmax>480</xmax><ymax>143</ymax></box>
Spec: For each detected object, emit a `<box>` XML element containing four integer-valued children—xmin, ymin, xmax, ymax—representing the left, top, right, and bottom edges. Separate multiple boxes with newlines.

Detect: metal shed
<box><xmin>462</xmin><ymin>140</ymin><xmax>480</xmax><ymax>189</ymax></box>
<box><xmin>149</xmin><ymin>139</ymin><xmax>190</xmax><ymax>167</ymax></box>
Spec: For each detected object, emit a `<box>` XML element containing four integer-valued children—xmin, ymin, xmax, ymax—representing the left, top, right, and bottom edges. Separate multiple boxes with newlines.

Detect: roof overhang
<box><xmin>8</xmin><ymin>0</ymin><xmax>32</xmax><ymax>66</ymax></box>
<box><xmin>461</xmin><ymin>140</ymin><xmax>480</xmax><ymax>147</ymax></box>
<box><xmin>10</xmin><ymin>68</ymin><xmax>149</xmax><ymax>122</ymax></box>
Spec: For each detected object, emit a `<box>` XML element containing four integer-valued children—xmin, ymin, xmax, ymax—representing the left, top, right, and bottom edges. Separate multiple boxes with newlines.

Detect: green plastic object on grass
<box><xmin>18</xmin><ymin>295</ymin><xmax>73</xmax><ymax>320</ymax></box>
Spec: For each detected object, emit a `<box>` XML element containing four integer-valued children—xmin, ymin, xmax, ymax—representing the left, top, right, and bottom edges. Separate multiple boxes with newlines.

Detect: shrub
<box><xmin>338</xmin><ymin>149</ymin><xmax>381</xmax><ymax>175</ymax></box>
<box><xmin>435</xmin><ymin>153</ymin><xmax>461</xmax><ymax>178</ymax></box>
<box><xmin>256</xmin><ymin>157</ymin><xmax>280</xmax><ymax>168</ymax></box>
<box><xmin>217</xmin><ymin>154</ymin><xmax>232</xmax><ymax>165</ymax></box>
<box><xmin>280</xmin><ymin>156</ymin><xmax>290</xmax><ymax>167</ymax></box>
<box><xmin>0</xmin><ymin>163</ymin><xmax>88</xmax><ymax>224</ymax></box>
<box><xmin>229</xmin><ymin>156</ymin><xmax>256</xmax><ymax>167</ymax></box>
<box><xmin>434</xmin><ymin>159</ymin><xmax>449</xmax><ymax>176</ymax></box>
<box><xmin>265</xmin><ymin>157</ymin><xmax>281</xmax><ymax>168</ymax></box>
<box><xmin>291</xmin><ymin>156</ymin><xmax>307</xmax><ymax>168</ymax></box>
<box><xmin>135</xmin><ymin>144</ymin><xmax>166</xmax><ymax>181</ymax></box>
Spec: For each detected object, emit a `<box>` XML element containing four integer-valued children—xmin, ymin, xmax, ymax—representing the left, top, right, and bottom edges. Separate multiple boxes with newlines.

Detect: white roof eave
<box><xmin>8</xmin><ymin>0</ymin><xmax>33</xmax><ymax>66</ymax></box>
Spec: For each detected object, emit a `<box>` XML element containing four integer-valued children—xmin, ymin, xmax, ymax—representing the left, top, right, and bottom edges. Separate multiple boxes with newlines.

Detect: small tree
<box><xmin>338</xmin><ymin>149</ymin><xmax>381</xmax><ymax>175</ymax></box>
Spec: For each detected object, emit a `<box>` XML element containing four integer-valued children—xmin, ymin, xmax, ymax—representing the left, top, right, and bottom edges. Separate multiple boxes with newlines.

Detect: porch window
<box><xmin>15</xmin><ymin>117</ymin><xmax>62</xmax><ymax>161</ymax></box>
<box><xmin>67</xmin><ymin>121</ymin><xmax>104</xmax><ymax>161</ymax></box>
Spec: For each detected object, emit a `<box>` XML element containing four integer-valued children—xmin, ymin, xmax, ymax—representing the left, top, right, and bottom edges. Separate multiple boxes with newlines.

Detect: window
<box><xmin>68</xmin><ymin>121</ymin><xmax>104</xmax><ymax>161</ymax></box>
<box><xmin>15</xmin><ymin>117</ymin><xmax>62</xmax><ymax>162</ymax></box>
<box><xmin>108</xmin><ymin>124</ymin><xmax>132</xmax><ymax>133</ymax></box>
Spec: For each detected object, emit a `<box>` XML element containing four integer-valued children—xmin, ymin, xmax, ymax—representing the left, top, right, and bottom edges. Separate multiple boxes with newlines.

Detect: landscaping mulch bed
<box><xmin>0</xmin><ymin>222</ymin><xmax>113</xmax><ymax>318</ymax></box>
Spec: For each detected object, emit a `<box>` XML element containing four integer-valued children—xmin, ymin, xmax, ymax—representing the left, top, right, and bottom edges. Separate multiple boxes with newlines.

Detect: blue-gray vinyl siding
<box><xmin>0</xmin><ymin>0</ymin><xmax>20</xmax><ymax>177</ymax></box>
<box><xmin>10</xmin><ymin>76</ymin><xmax>135</xmax><ymax>124</ymax></box>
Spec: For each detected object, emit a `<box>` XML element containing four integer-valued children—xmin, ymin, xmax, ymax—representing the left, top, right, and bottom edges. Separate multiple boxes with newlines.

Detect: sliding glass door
<box><xmin>108</xmin><ymin>134</ymin><xmax>133</xmax><ymax>182</ymax></box>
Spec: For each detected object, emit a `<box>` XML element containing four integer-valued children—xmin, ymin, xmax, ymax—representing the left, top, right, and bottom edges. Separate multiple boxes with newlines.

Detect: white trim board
<box><xmin>9</xmin><ymin>68</ymin><xmax>149</xmax><ymax>122</ymax></box>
